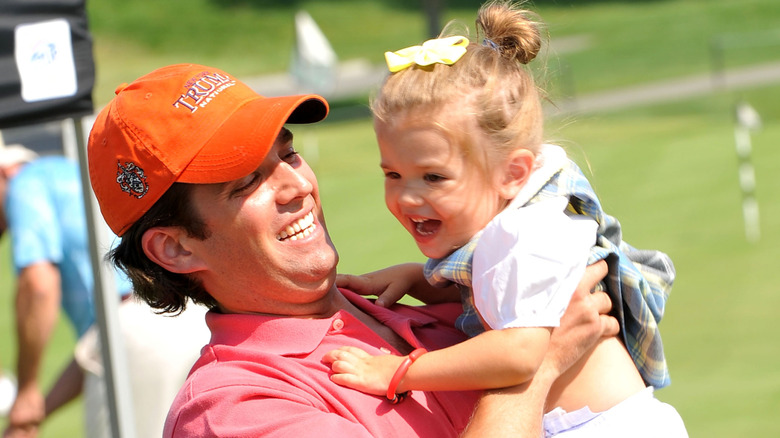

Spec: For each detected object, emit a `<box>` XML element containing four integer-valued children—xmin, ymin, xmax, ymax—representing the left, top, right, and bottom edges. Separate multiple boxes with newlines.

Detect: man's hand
<box><xmin>545</xmin><ymin>260</ymin><xmax>619</xmax><ymax>377</ymax></box>
<box><xmin>3</xmin><ymin>385</ymin><xmax>44</xmax><ymax>438</ymax></box>
<box><xmin>461</xmin><ymin>261</ymin><xmax>618</xmax><ymax>438</ymax></box>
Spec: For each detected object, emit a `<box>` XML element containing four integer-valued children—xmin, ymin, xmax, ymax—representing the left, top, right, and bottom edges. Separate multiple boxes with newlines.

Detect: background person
<box><xmin>0</xmin><ymin>143</ymin><xmax>208</xmax><ymax>438</ymax></box>
<box><xmin>0</xmin><ymin>143</ymin><xmax>110</xmax><ymax>437</ymax></box>
<box><xmin>85</xmin><ymin>62</ymin><xmax>619</xmax><ymax>437</ymax></box>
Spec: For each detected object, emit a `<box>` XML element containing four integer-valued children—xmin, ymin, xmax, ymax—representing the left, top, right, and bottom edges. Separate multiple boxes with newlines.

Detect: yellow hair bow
<box><xmin>384</xmin><ymin>36</ymin><xmax>469</xmax><ymax>73</ymax></box>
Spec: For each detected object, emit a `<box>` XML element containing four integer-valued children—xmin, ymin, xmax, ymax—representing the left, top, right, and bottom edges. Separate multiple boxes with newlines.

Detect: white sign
<box><xmin>15</xmin><ymin>19</ymin><xmax>78</xmax><ymax>102</ymax></box>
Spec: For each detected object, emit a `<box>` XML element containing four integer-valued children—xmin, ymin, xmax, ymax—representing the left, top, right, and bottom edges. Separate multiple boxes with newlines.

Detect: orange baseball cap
<box><xmin>88</xmin><ymin>63</ymin><xmax>328</xmax><ymax>236</ymax></box>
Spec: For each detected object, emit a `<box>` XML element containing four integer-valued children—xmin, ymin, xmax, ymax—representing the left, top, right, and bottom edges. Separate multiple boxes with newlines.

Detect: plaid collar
<box><xmin>423</xmin><ymin>233</ymin><xmax>481</xmax><ymax>289</ymax></box>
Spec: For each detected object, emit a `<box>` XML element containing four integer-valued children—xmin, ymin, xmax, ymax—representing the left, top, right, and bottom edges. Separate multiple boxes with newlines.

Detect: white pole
<box><xmin>72</xmin><ymin>117</ymin><xmax>137</xmax><ymax>438</ymax></box>
<box><xmin>292</xmin><ymin>10</ymin><xmax>338</xmax><ymax>167</ymax></box>
<box><xmin>734</xmin><ymin>101</ymin><xmax>761</xmax><ymax>243</ymax></box>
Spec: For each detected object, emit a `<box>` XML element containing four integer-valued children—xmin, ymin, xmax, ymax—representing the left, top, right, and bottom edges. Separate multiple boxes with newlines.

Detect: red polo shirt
<box><xmin>164</xmin><ymin>290</ymin><xmax>480</xmax><ymax>437</ymax></box>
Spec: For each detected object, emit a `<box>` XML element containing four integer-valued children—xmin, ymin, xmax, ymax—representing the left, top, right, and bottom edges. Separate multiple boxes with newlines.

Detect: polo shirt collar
<box><xmin>204</xmin><ymin>289</ymin><xmax>438</xmax><ymax>356</ymax></box>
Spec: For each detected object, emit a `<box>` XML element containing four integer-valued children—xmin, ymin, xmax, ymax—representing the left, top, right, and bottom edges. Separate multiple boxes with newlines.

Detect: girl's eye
<box><xmin>424</xmin><ymin>173</ymin><xmax>445</xmax><ymax>183</ymax></box>
<box><xmin>383</xmin><ymin>170</ymin><xmax>400</xmax><ymax>179</ymax></box>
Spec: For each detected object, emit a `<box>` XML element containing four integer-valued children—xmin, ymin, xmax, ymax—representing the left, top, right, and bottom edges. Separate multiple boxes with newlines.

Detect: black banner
<box><xmin>0</xmin><ymin>0</ymin><xmax>94</xmax><ymax>129</ymax></box>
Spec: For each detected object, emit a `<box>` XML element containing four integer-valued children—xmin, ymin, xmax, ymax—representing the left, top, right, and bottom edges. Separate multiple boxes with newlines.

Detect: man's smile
<box><xmin>277</xmin><ymin>210</ymin><xmax>316</xmax><ymax>241</ymax></box>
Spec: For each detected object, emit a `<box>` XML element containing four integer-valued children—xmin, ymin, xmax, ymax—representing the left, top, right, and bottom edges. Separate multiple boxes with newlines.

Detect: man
<box><xmin>86</xmin><ymin>63</ymin><xmax>618</xmax><ymax>437</ymax></box>
<box><xmin>0</xmin><ymin>143</ymin><xmax>208</xmax><ymax>438</ymax></box>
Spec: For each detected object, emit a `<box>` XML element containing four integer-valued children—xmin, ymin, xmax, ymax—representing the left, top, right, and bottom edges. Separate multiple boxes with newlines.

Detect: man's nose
<box><xmin>274</xmin><ymin>162</ymin><xmax>312</xmax><ymax>203</ymax></box>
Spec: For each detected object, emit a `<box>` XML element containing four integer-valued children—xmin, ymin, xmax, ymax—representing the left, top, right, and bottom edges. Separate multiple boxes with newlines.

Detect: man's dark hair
<box><xmin>110</xmin><ymin>182</ymin><xmax>217</xmax><ymax>314</ymax></box>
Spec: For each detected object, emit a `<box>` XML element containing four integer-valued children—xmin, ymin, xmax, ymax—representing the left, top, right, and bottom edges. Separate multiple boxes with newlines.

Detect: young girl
<box><xmin>324</xmin><ymin>1</ymin><xmax>687</xmax><ymax>436</ymax></box>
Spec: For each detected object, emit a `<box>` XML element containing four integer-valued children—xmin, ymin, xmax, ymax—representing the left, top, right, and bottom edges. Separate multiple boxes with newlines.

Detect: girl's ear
<box><xmin>497</xmin><ymin>149</ymin><xmax>535</xmax><ymax>200</ymax></box>
<box><xmin>141</xmin><ymin>227</ymin><xmax>206</xmax><ymax>274</ymax></box>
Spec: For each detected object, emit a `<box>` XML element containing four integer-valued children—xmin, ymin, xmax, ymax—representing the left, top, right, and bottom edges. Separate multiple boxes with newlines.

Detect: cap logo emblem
<box><xmin>116</xmin><ymin>161</ymin><xmax>149</xmax><ymax>199</ymax></box>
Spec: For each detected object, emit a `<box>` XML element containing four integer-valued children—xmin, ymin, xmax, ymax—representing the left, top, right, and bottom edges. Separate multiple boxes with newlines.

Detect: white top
<box><xmin>472</xmin><ymin>146</ymin><xmax>598</xmax><ymax>330</ymax></box>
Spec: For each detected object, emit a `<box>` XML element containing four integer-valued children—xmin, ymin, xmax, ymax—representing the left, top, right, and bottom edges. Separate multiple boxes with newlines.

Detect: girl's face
<box><xmin>375</xmin><ymin>109</ymin><xmax>511</xmax><ymax>259</ymax></box>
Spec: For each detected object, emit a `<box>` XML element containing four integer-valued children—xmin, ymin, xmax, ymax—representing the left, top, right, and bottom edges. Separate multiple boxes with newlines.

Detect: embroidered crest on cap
<box><xmin>116</xmin><ymin>161</ymin><xmax>149</xmax><ymax>198</ymax></box>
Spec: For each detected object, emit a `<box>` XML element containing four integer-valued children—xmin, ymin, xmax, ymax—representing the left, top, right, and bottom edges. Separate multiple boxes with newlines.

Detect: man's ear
<box><xmin>141</xmin><ymin>227</ymin><xmax>206</xmax><ymax>274</ymax></box>
<box><xmin>497</xmin><ymin>149</ymin><xmax>535</xmax><ymax>200</ymax></box>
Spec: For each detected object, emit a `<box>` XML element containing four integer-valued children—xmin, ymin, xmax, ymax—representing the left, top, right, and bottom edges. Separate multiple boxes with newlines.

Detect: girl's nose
<box><xmin>396</xmin><ymin>182</ymin><xmax>424</xmax><ymax>207</ymax></box>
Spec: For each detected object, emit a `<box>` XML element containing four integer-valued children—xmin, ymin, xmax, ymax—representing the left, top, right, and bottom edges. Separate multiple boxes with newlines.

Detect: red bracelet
<box><xmin>386</xmin><ymin>348</ymin><xmax>427</xmax><ymax>404</ymax></box>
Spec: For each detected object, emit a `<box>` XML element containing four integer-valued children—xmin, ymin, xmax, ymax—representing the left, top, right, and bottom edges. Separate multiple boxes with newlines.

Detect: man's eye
<box><xmin>231</xmin><ymin>173</ymin><xmax>261</xmax><ymax>196</ymax></box>
<box><xmin>282</xmin><ymin>149</ymin><xmax>300</xmax><ymax>163</ymax></box>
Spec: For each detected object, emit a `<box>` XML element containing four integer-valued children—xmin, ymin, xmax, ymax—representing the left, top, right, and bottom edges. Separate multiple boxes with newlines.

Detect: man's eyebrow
<box><xmin>279</xmin><ymin>127</ymin><xmax>293</xmax><ymax>144</ymax></box>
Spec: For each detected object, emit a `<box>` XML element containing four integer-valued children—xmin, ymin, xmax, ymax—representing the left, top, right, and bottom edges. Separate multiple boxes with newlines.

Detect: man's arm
<box><xmin>44</xmin><ymin>358</ymin><xmax>84</xmax><ymax>417</ymax></box>
<box><xmin>5</xmin><ymin>262</ymin><xmax>61</xmax><ymax>436</ymax></box>
<box><xmin>460</xmin><ymin>374</ymin><xmax>551</xmax><ymax>437</ymax></box>
<box><xmin>461</xmin><ymin>260</ymin><xmax>617</xmax><ymax>437</ymax></box>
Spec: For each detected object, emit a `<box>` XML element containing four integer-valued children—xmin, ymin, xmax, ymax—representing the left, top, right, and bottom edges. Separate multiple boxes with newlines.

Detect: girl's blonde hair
<box><xmin>372</xmin><ymin>0</ymin><xmax>544</xmax><ymax>170</ymax></box>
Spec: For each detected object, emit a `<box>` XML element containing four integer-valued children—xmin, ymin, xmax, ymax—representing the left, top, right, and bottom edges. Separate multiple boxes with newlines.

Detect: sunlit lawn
<box><xmin>2</xmin><ymin>0</ymin><xmax>780</xmax><ymax>436</ymax></box>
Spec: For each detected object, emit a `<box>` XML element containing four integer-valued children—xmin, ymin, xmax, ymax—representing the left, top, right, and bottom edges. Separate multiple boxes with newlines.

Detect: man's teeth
<box><xmin>278</xmin><ymin>211</ymin><xmax>316</xmax><ymax>241</ymax></box>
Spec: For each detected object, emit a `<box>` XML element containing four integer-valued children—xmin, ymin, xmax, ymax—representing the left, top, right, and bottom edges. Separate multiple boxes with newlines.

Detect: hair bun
<box><xmin>477</xmin><ymin>1</ymin><xmax>542</xmax><ymax>65</ymax></box>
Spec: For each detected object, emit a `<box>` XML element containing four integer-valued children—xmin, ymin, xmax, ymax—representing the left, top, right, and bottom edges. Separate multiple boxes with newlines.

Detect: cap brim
<box><xmin>178</xmin><ymin>94</ymin><xmax>328</xmax><ymax>184</ymax></box>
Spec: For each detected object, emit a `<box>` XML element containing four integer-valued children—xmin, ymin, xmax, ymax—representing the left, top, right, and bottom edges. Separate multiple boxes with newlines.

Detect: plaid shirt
<box><xmin>425</xmin><ymin>151</ymin><xmax>674</xmax><ymax>389</ymax></box>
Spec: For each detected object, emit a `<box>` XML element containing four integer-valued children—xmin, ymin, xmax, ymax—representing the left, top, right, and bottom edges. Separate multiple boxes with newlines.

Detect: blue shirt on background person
<box><xmin>5</xmin><ymin>155</ymin><xmax>131</xmax><ymax>337</ymax></box>
<box><xmin>1</xmin><ymin>144</ymin><xmax>209</xmax><ymax>437</ymax></box>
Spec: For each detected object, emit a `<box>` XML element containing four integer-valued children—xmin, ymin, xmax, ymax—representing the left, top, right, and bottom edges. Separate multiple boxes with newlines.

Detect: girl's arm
<box><xmin>336</xmin><ymin>262</ymin><xmax>459</xmax><ymax>307</ymax></box>
<box><xmin>462</xmin><ymin>263</ymin><xmax>617</xmax><ymax>437</ymax></box>
<box><xmin>324</xmin><ymin>326</ymin><xmax>550</xmax><ymax>395</ymax></box>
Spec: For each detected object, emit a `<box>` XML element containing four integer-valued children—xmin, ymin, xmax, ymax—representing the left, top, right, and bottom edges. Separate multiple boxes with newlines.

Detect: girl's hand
<box><xmin>336</xmin><ymin>263</ymin><xmax>422</xmax><ymax>307</ymax></box>
<box><xmin>323</xmin><ymin>346</ymin><xmax>404</xmax><ymax>395</ymax></box>
<box><xmin>337</xmin><ymin>263</ymin><xmax>459</xmax><ymax>307</ymax></box>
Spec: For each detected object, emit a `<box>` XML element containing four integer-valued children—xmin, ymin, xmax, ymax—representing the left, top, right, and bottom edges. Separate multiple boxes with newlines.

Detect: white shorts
<box><xmin>543</xmin><ymin>387</ymin><xmax>688</xmax><ymax>437</ymax></box>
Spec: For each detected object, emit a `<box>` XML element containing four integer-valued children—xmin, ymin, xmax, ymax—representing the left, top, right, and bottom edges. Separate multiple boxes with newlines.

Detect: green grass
<box><xmin>86</xmin><ymin>0</ymin><xmax>780</xmax><ymax>105</ymax></box>
<box><xmin>3</xmin><ymin>0</ymin><xmax>780</xmax><ymax>437</ymax></box>
<box><xmin>3</xmin><ymin>95</ymin><xmax>780</xmax><ymax>437</ymax></box>
<box><xmin>545</xmin><ymin>87</ymin><xmax>780</xmax><ymax>436</ymax></box>
<box><xmin>316</xmin><ymin>86</ymin><xmax>780</xmax><ymax>438</ymax></box>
